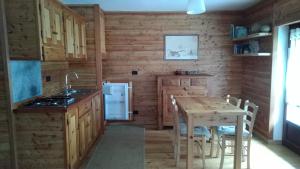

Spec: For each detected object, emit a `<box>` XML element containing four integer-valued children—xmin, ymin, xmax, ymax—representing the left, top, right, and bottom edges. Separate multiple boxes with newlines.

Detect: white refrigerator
<box><xmin>103</xmin><ymin>82</ymin><xmax>130</xmax><ymax>120</ymax></box>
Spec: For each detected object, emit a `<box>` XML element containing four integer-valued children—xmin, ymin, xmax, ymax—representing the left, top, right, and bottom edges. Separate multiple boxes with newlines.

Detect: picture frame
<box><xmin>164</xmin><ymin>34</ymin><xmax>199</xmax><ymax>60</ymax></box>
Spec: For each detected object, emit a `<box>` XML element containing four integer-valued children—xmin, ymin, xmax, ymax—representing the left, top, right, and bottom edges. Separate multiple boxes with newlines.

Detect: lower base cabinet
<box><xmin>15</xmin><ymin>91</ymin><xmax>103</xmax><ymax>169</ymax></box>
<box><xmin>67</xmin><ymin>108</ymin><xmax>79</xmax><ymax>169</ymax></box>
<box><xmin>78</xmin><ymin>112</ymin><xmax>92</xmax><ymax>160</ymax></box>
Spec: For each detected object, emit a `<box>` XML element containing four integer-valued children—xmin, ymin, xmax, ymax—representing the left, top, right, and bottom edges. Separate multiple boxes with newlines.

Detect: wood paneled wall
<box><xmin>242</xmin><ymin>0</ymin><xmax>300</xmax><ymax>139</ymax></box>
<box><xmin>103</xmin><ymin>13</ymin><xmax>243</xmax><ymax>129</ymax></box>
<box><xmin>0</xmin><ymin>74</ymin><xmax>11</xmax><ymax>169</ymax></box>
<box><xmin>274</xmin><ymin>0</ymin><xmax>300</xmax><ymax>26</ymax></box>
<box><xmin>241</xmin><ymin>57</ymin><xmax>272</xmax><ymax>138</ymax></box>
<box><xmin>241</xmin><ymin>1</ymin><xmax>274</xmax><ymax>139</ymax></box>
<box><xmin>0</xmin><ymin>0</ymin><xmax>12</xmax><ymax>168</ymax></box>
<box><xmin>42</xmin><ymin>62</ymin><xmax>69</xmax><ymax>96</ymax></box>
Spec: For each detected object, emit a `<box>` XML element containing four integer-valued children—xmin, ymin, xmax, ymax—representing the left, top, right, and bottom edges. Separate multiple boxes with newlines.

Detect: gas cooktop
<box><xmin>25</xmin><ymin>96</ymin><xmax>75</xmax><ymax>108</ymax></box>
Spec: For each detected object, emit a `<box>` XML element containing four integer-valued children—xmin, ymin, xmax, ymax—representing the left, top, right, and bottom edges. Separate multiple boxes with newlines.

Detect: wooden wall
<box><xmin>0</xmin><ymin>0</ymin><xmax>12</xmax><ymax>168</ymax></box>
<box><xmin>241</xmin><ymin>0</ymin><xmax>300</xmax><ymax>139</ymax></box>
<box><xmin>0</xmin><ymin>72</ymin><xmax>11</xmax><ymax>169</ymax></box>
<box><xmin>42</xmin><ymin>62</ymin><xmax>69</xmax><ymax>96</ymax></box>
<box><xmin>103</xmin><ymin>13</ymin><xmax>243</xmax><ymax>129</ymax></box>
<box><xmin>241</xmin><ymin>1</ymin><xmax>274</xmax><ymax>139</ymax></box>
<box><xmin>274</xmin><ymin>0</ymin><xmax>300</xmax><ymax>26</ymax></box>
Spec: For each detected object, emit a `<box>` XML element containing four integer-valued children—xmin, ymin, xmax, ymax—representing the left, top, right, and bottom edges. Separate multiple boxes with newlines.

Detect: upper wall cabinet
<box><xmin>64</xmin><ymin>8</ymin><xmax>87</xmax><ymax>61</ymax></box>
<box><xmin>99</xmin><ymin>10</ymin><xmax>106</xmax><ymax>54</ymax></box>
<box><xmin>5</xmin><ymin>0</ymin><xmax>87</xmax><ymax>61</ymax></box>
<box><xmin>40</xmin><ymin>0</ymin><xmax>66</xmax><ymax>61</ymax></box>
<box><xmin>5</xmin><ymin>0</ymin><xmax>65</xmax><ymax>61</ymax></box>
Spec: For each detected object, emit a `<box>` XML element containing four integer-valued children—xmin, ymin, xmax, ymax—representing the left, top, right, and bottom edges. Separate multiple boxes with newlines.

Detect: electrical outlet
<box><xmin>132</xmin><ymin>70</ymin><xmax>138</xmax><ymax>75</ymax></box>
<box><xmin>46</xmin><ymin>76</ymin><xmax>51</xmax><ymax>82</ymax></box>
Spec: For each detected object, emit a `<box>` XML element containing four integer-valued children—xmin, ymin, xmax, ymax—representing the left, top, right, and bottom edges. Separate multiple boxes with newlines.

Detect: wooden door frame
<box><xmin>0</xmin><ymin>0</ymin><xmax>17</xmax><ymax>168</ymax></box>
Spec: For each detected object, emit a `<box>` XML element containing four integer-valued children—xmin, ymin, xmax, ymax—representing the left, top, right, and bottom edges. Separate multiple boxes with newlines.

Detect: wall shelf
<box><xmin>232</xmin><ymin>32</ymin><xmax>272</xmax><ymax>41</ymax></box>
<box><xmin>233</xmin><ymin>53</ymin><xmax>272</xmax><ymax>57</ymax></box>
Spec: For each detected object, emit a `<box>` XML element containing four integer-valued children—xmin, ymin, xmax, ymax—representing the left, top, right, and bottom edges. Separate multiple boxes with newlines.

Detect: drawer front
<box><xmin>79</xmin><ymin>100</ymin><xmax>92</xmax><ymax>117</ymax></box>
<box><xmin>194</xmin><ymin>115</ymin><xmax>237</xmax><ymax>126</ymax></box>
<box><xmin>180</xmin><ymin>78</ymin><xmax>191</xmax><ymax>87</ymax></box>
<box><xmin>162</xmin><ymin>79</ymin><xmax>180</xmax><ymax>87</ymax></box>
<box><xmin>185</xmin><ymin>86</ymin><xmax>207</xmax><ymax>96</ymax></box>
<box><xmin>191</xmin><ymin>78</ymin><xmax>207</xmax><ymax>86</ymax></box>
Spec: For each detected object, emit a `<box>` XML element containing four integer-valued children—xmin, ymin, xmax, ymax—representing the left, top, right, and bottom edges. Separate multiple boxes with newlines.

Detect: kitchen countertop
<box><xmin>15</xmin><ymin>89</ymin><xmax>101</xmax><ymax>113</ymax></box>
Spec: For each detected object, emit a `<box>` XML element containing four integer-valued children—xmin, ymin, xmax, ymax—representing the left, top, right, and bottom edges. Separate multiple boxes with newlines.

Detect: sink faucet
<box><xmin>65</xmin><ymin>72</ymin><xmax>79</xmax><ymax>90</ymax></box>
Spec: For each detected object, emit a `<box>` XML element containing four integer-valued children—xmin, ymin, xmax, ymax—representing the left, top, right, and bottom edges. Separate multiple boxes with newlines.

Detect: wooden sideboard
<box><xmin>157</xmin><ymin>75</ymin><xmax>212</xmax><ymax>129</ymax></box>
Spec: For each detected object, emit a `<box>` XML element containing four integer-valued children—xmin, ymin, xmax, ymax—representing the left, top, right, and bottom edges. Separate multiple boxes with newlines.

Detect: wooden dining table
<box><xmin>175</xmin><ymin>96</ymin><xmax>246</xmax><ymax>169</ymax></box>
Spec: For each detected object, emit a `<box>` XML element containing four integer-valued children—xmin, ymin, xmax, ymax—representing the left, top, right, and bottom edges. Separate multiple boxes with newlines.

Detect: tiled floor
<box><xmin>145</xmin><ymin>130</ymin><xmax>300</xmax><ymax>169</ymax></box>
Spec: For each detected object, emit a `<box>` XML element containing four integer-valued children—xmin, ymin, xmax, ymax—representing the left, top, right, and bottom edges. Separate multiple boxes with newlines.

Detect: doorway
<box><xmin>283</xmin><ymin>23</ymin><xmax>300</xmax><ymax>155</ymax></box>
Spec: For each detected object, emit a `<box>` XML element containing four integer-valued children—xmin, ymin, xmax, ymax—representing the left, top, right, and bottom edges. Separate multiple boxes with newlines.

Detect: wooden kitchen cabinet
<box><xmin>78</xmin><ymin>115</ymin><xmax>86</xmax><ymax>159</ymax></box>
<box><xmin>85</xmin><ymin>113</ymin><xmax>92</xmax><ymax>147</ymax></box>
<box><xmin>14</xmin><ymin>91</ymin><xmax>103</xmax><ymax>169</ymax></box>
<box><xmin>92</xmin><ymin>94</ymin><xmax>102</xmax><ymax>138</ymax></box>
<box><xmin>157</xmin><ymin>75</ymin><xmax>212</xmax><ymax>128</ymax></box>
<box><xmin>41</xmin><ymin>0</ymin><xmax>66</xmax><ymax>61</ymax></box>
<box><xmin>99</xmin><ymin>10</ymin><xmax>106</xmax><ymax>54</ymax></box>
<box><xmin>68</xmin><ymin>5</ymin><xmax>104</xmax><ymax>90</ymax></box>
<box><xmin>66</xmin><ymin>108</ymin><xmax>79</xmax><ymax>169</ymax></box>
<box><xmin>5</xmin><ymin>0</ymin><xmax>66</xmax><ymax>61</ymax></box>
<box><xmin>5</xmin><ymin>0</ymin><xmax>86</xmax><ymax>61</ymax></box>
<box><xmin>78</xmin><ymin>112</ymin><xmax>92</xmax><ymax>159</ymax></box>
<box><xmin>64</xmin><ymin>7</ymin><xmax>87</xmax><ymax>61</ymax></box>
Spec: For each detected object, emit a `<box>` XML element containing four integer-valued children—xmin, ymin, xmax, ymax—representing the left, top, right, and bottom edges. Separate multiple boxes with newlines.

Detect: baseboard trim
<box><xmin>253</xmin><ymin>131</ymin><xmax>282</xmax><ymax>144</ymax></box>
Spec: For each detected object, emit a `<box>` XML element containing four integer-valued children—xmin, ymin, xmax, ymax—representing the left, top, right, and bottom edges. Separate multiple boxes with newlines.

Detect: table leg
<box><xmin>234</xmin><ymin>115</ymin><xmax>243</xmax><ymax>169</ymax></box>
<box><xmin>210</xmin><ymin>127</ymin><xmax>215</xmax><ymax>157</ymax></box>
<box><xmin>187</xmin><ymin>115</ymin><xmax>194</xmax><ymax>169</ymax></box>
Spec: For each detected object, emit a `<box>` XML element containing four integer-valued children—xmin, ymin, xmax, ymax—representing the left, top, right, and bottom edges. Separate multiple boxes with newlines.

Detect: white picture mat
<box><xmin>164</xmin><ymin>35</ymin><xmax>198</xmax><ymax>60</ymax></box>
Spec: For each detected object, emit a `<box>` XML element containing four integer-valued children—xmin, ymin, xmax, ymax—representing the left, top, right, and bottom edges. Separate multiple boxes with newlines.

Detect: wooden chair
<box><xmin>212</xmin><ymin>95</ymin><xmax>242</xmax><ymax>157</ymax></box>
<box><xmin>170</xmin><ymin>95</ymin><xmax>211</xmax><ymax>168</ymax></box>
<box><xmin>217</xmin><ymin>100</ymin><xmax>259</xmax><ymax>169</ymax></box>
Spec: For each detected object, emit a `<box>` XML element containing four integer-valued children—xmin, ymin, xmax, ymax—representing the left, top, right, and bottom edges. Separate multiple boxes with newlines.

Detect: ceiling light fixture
<box><xmin>187</xmin><ymin>0</ymin><xmax>206</xmax><ymax>15</ymax></box>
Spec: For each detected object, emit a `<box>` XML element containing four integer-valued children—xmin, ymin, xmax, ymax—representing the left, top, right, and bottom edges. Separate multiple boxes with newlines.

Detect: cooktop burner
<box><xmin>25</xmin><ymin>96</ymin><xmax>75</xmax><ymax>107</ymax></box>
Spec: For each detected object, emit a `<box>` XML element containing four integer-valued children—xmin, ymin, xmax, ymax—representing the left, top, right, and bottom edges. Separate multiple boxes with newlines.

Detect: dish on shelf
<box><xmin>249</xmin><ymin>40</ymin><xmax>260</xmax><ymax>53</ymax></box>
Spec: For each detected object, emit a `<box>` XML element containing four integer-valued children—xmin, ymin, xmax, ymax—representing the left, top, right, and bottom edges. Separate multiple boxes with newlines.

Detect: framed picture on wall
<box><xmin>164</xmin><ymin>34</ymin><xmax>199</xmax><ymax>60</ymax></box>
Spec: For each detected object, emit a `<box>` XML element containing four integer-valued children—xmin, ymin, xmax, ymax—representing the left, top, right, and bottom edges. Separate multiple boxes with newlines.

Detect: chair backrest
<box><xmin>226</xmin><ymin>94</ymin><xmax>242</xmax><ymax>108</ymax></box>
<box><xmin>243</xmin><ymin>100</ymin><xmax>259</xmax><ymax>136</ymax></box>
<box><xmin>170</xmin><ymin>95</ymin><xmax>180</xmax><ymax>135</ymax></box>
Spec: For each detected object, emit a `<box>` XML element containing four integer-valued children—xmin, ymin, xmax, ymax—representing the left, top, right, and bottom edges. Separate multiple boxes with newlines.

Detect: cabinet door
<box><xmin>85</xmin><ymin>113</ymin><xmax>92</xmax><ymax>147</ymax></box>
<box><xmin>66</xmin><ymin>108</ymin><xmax>78</xmax><ymax>169</ymax></box>
<box><xmin>80</xmin><ymin>22</ymin><xmax>87</xmax><ymax>59</ymax></box>
<box><xmin>99</xmin><ymin>12</ymin><xmax>106</xmax><ymax>54</ymax></box>
<box><xmin>64</xmin><ymin>14</ymin><xmax>75</xmax><ymax>58</ymax></box>
<box><xmin>40</xmin><ymin>0</ymin><xmax>53</xmax><ymax>45</ymax></box>
<box><xmin>52</xmin><ymin>4</ymin><xmax>64</xmax><ymax>47</ymax></box>
<box><xmin>78</xmin><ymin>116</ymin><xmax>86</xmax><ymax>159</ymax></box>
<box><xmin>92</xmin><ymin>95</ymin><xmax>101</xmax><ymax>138</ymax></box>
<box><xmin>73</xmin><ymin>20</ymin><xmax>80</xmax><ymax>58</ymax></box>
